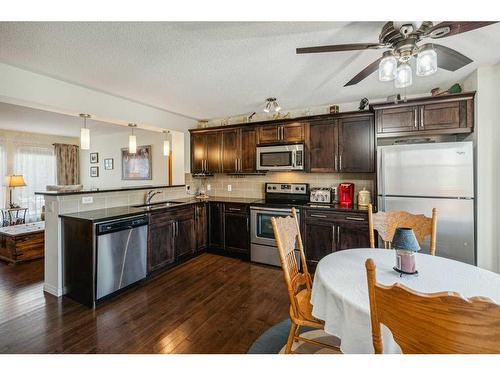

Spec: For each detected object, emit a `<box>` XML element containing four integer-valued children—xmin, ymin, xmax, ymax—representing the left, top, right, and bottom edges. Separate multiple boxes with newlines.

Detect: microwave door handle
<box><xmin>292</xmin><ymin>152</ymin><xmax>296</xmax><ymax>168</ymax></box>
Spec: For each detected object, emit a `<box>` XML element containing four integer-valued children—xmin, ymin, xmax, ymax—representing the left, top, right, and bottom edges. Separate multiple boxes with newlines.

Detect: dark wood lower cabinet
<box><xmin>303</xmin><ymin>210</ymin><xmax>369</xmax><ymax>269</ymax></box>
<box><xmin>208</xmin><ymin>202</ymin><xmax>224</xmax><ymax>249</ymax></box>
<box><xmin>195</xmin><ymin>203</ymin><xmax>208</xmax><ymax>252</ymax></box>
<box><xmin>224</xmin><ymin>204</ymin><xmax>250</xmax><ymax>256</ymax></box>
<box><xmin>174</xmin><ymin>207</ymin><xmax>196</xmax><ymax>260</ymax></box>
<box><xmin>148</xmin><ymin>219</ymin><xmax>175</xmax><ymax>273</ymax></box>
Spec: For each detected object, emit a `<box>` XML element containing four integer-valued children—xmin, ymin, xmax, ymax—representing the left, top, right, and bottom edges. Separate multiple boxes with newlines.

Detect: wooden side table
<box><xmin>0</xmin><ymin>221</ymin><xmax>45</xmax><ymax>264</ymax></box>
<box><xmin>1</xmin><ymin>207</ymin><xmax>28</xmax><ymax>226</ymax></box>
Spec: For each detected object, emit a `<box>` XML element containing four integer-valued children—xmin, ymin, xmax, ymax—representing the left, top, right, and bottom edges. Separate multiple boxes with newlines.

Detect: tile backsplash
<box><xmin>185</xmin><ymin>172</ymin><xmax>375</xmax><ymax>202</ymax></box>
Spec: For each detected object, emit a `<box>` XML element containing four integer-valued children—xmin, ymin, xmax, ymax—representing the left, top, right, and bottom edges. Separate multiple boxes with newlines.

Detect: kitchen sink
<box><xmin>133</xmin><ymin>200</ymin><xmax>187</xmax><ymax>209</ymax></box>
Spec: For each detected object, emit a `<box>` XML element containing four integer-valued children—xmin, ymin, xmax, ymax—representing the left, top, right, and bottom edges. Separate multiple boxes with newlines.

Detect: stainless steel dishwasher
<box><xmin>95</xmin><ymin>215</ymin><xmax>148</xmax><ymax>300</ymax></box>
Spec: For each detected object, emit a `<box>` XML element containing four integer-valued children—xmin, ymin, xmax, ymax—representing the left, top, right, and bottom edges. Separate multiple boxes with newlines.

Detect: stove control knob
<box><xmin>301</xmin><ymin>187</ymin><xmax>305</xmax><ymax>191</ymax></box>
<box><xmin>295</xmin><ymin>187</ymin><xmax>299</xmax><ymax>191</ymax></box>
<box><xmin>272</xmin><ymin>186</ymin><xmax>277</xmax><ymax>190</ymax></box>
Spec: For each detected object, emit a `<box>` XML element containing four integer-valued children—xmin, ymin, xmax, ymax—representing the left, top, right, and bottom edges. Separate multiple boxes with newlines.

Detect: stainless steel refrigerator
<box><xmin>377</xmin><ymin>141</ymin><xmax>475</xmax><ymax>265</ymax></box>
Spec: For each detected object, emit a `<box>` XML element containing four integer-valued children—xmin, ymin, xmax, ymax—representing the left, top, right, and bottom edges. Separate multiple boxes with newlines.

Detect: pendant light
<box><xmin>163</xmin><ymin>130</ymin><xmax>170</xmax><ymax>156</ymax></box>
<box><xmin>79</xmin><ymin>114</ymin><xmax>91</xmax><ymax>150</ymax></box>
<box><xmin>395</xmin><ymin>62</ymin><xmax>413</xmax><ymax>88</ymax></box>
<box><xmin>263</xmin><ymin>98</ymin><xmax>281</xmax><ymax>113</ymax></box>
<box><xmin>128</xmin><ymin>123</ymin><xmax>137</xmax><ymax>154</ymax></box>
<box><xmin>378</xmin><ymin>51</ymin><xmax>397</xmax><ymax>82</ymax></box>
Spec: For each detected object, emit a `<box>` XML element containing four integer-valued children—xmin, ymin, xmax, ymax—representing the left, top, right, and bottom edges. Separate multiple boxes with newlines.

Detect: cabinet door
<box><xmin>175</xmin><ymin>215</ymin><xmax>196</xmax><ymax>258</ymax></box>
<box><xmin>148</xmin><ymin>220</ymin><xmax>175</xmax><ymax>273</ymax></box>
<box><xmin>419</xmin><ymin>101</ymin><xmax>462</xmax><ymax>131</ymax></box>
<box><xmin>336</xmin><ymin>221</ymin><xmax>370</xmax><ymax>251</ymax></box>
<box><xmin>240</xmin><ymin>128</ymin><xmax>257</xmax><ymax>172</ymax></box>
<box><xmin>206</xmin><ymin>132</ymin><xmax>221</xmax><ymax>173</ymax></box>
<box><xmin>195</xmin><ymin>204</ymin><xmax>208</xmax><ymax>252</ymax></box>
<box><xmin>282</xmin><ymin>122</ymin><xmax>305</xmax><ymax>143</ymax></box>
<box><xmin>208</xmin><ymin>202</ymin><xmax>224</xmax><ymax>249</ymax></box>
<box><xmin>309</xmin><ymin>119</ymin><xmax>337</xmax><ymax>172</ymax></box>
<box><xmin>258</xmin><ymin>124</ymin><xmax>280</xmax><ymax>144</ymax></box>
<box><xmin>377</xmin><ymin>106</ymin><xmax>418</xmax><ymax>134</ymax></box>
<box><xmin>304</xmin><ymin>220</ymin><xmax>335</xmax><ymax>267</ymax></box>
<box><xmin>338</xmin><ymin>115</ymin><xmax>375</xmax><ymax>173</ymax></box>
<box><xmin>224</xmin><ymin>212</ymin><xmax>250</xmax><ymax>254</ymax></box>
<box><xmin>221</xmin><ymin>129</ymin><xmax>240</xmax><ymax>173</ymax></box>
<box><xmin>191</xmin><ymin>133</ymin><xmax>206</xmax><ymax>173</ymax></box>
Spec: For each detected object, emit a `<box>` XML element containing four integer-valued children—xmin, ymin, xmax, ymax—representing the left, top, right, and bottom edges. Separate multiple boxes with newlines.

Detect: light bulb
<box><xmin>80</xmin><ymin>127</ymin><xmax>90</xmax><ymax>150</ymax></box>
<box><xmin>416</xmin><ymin>45</ymin><xmax>437</xmax><ymax>77</ymax></box>
<box><xmin>129</xmin><ymin>134</ymin><xmax>137</xmax><ymax>154</ymax></box>
<box><xmin>378</xmin><ymin>52</ymin><xmax>397</xmax><ymax>81</ymax></box>
<box><xmin>395</xmin><ymin>62</ymin><xmax>413</xmax><ymax>88</ymax></box>
<box><xmin>274</xmin><ymin>104</ymin><xmax>281</xmax><ymax>112</ymax></box>
<box><xmin>163</xmin><ymin>140</ymin><xmax>170</xmax><ymax>156</ymax></box>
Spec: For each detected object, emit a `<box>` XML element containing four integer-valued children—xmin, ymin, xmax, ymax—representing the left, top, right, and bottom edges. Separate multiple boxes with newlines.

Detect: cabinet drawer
<box><xmin>170</xmin><ymin>206</ymin><xmax>194</xmax><ymax>220</ymax></box>
<box><xmin>305</xmin><ymin>209</ymin><xmax>367</xmax><ymax>224</ymax></box>
<box><xmin>224</xmin><ymin>203</ymin><xmax>248</xmax><ymax>213</ymax></box>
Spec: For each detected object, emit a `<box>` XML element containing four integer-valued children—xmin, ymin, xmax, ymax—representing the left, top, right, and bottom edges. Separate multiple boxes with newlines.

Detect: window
<box><xmin>13</xmin><ymin>145</ymin><xmax>56</xmax><ymax>221</ymax></box>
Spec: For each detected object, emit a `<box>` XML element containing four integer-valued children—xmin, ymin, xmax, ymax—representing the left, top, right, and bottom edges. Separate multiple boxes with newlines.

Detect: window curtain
<box><xmin>14</xmin><ymin>145</ymin><xmax>56</xmax><ymax>222</ymax></box>
<box><xmin>54</xmin><ymin>143</ymin><xmax>80</xmax><ymax>185</ymax></box>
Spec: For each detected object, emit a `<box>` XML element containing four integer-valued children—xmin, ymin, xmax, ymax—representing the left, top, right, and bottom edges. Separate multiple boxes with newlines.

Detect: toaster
<box><xmin>310</xmin><ymin>187</ymin><xmax>333</xmax><ymax>204</ymax></box>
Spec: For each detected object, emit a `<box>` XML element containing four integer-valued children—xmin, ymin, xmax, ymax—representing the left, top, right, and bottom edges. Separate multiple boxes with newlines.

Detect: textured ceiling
<box><xmin>1</xmin><ymin>21</ymin><xmax>500</xmax><ymax>120</ymax></box>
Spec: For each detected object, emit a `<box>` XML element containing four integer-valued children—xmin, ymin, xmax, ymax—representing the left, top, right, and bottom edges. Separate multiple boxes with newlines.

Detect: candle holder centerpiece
<box><xmin>392</xmin><ymin>227</ymin><xmax>420</xmax><ymax>276</ymax></box>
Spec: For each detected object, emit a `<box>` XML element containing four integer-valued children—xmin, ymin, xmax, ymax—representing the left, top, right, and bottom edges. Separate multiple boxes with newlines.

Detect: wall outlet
<box><xmin>207</xmin><ymin>184</ymin><xmax>211</xmax><ymax>191</ymax></box>
<box><xmin>227</xmin><ymin>184</ymin><xmax>232</xmax><ymax>192</ymax></box>
<box><xmin>186</xmin><ymin>185</ymin><xmax>191</xmax><ymax>192</ymax></box>
<box><xmin>81</xmin><ymin>196</ymin><xmax>93</xmax><ymax>204</ymax></box>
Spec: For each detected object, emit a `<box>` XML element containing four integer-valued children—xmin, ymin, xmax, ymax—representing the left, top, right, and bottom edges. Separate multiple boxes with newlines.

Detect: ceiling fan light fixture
<box><xmin>416</xmin><ymin>44</ymin><xmax>438</xmax><ymax>77</ymax></box>
<box><xmin>263</xmin><ymin>98</ymin><xmax>280</xmax><ymax>113</ymax></box>
<box><xmin>395</xmin><ymin>62</ymin><xmax>413</xmax><ymax>88</ymax></box>
<box><xmin>378</xmin><ymin>51</ymin><xmax>397</xmax><ymax>81</ymax></box>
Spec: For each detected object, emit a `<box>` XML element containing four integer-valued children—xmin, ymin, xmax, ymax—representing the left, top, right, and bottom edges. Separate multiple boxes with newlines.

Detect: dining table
<box><xmin>310</xmin><ymin>248</ymin><xmax>500</xmax><ymax>354</ymax></box>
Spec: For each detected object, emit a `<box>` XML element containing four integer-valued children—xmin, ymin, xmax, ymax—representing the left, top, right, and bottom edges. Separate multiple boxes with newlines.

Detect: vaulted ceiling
<box><xmin>1</xmin><ymin>21</ymin><xmax>499</xmax><ymax>120</ymax></box>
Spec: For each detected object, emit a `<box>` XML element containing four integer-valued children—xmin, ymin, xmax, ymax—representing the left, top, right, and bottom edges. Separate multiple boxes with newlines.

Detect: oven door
<box><xmin>256</xmin><ymin>144</ymin><xmax>303</xmax><ymax>171</ymax></box>
<box><xmin>250</xmin><ymin>206</ymin><xmax>300</xmax><ymax>247</ymax></box>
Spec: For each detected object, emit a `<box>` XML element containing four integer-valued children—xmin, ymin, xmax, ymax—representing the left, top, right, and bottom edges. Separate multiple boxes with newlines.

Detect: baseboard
<box><xmin>43</xmin><ymin>283</ymin><xmax>63</xmax><ymax>297</ymax></box>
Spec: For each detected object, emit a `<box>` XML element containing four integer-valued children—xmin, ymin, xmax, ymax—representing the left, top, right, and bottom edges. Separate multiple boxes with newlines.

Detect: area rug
<box><xmin>247</xmin><ymin>319</ymin><xmax>341</xmax><ymax>354</ymax></box>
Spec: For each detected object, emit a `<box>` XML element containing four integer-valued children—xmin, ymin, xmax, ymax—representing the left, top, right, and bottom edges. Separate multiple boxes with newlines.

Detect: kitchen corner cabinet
<box><xmin>191</xmin><ymin>132</ymin><xmax>221</xmax><ymax>173</ymax></box>
<box><xmin>303</xmin><ymin>209</ymin><xmax>369</xmax><ymax>269</ymax></box>
<box><xmin>373</xmin><ymin>92</ymin><xmax>475</xmax><ymax>137</ymax></box>
<box><xmin>257</xmin><ymin>122</ymin><xmax>305</xmax><ymax>144</ymax></box>
<box><xmin>309</xmin><ymin>112</ymin><xmax>375</xmax><ymax>173</ymax></box>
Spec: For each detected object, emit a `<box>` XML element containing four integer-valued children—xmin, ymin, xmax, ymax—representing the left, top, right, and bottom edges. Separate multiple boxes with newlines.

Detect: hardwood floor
<box><xmin>0</xmin><ymin>253</ymin><xmax>289</xmax><ymax>353</ymax></box>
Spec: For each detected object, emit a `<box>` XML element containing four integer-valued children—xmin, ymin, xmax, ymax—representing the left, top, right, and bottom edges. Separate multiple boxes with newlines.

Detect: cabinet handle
<box><xmin>339</xmin><ymin>155</ymin><xmax>342</xmax><ymax>171</ymax></box>
<box><xmin>414</xmin><ymin>108</ymin><xmax>418</xmax><ymax>128</ymax></box>
<box><xmin>332</xmin><ymin>225</ymin><xmax>335</xmax><ymax>251</ymax></box>
<box><xmin>227</xmin><ymin>207</ymin><xmax>241</xmax><ymax>212</ymax></box>
<box><xmin>234</xmin><ymin>159</ymin><xmax>237</xmax><ymax>171</ymax></box>
<box><xmin>337</xmin><ymin>226</ymin><xmax>340</xmax><ymax>248</ymax></box>
<box><xmin>310</xmin><ymin>214</ymin><xmax>327</xmax><ymax>218</ymax></box>
<box><xmin>239</xmin><ymin>158</ymin><xmax>242</xmax><ymax>171</ymax></box>
<box><xmin>420</xmin><ymin>107</ymin><xmax>424</xmax><ymax>129</ymax></box>
<box><xmin>280</xmin><ymin>126</ymin><xmax>284</xmax><ymax>140</ymax></box>
<box><xmin>345</xmin><ymin>216</ymin><xmax>365</xmax><ymax>221</ymax></box>
<box><xmin>335</xmin><ymin>154</ymin><xmax>338</xmax><ymax>171</ymax></box>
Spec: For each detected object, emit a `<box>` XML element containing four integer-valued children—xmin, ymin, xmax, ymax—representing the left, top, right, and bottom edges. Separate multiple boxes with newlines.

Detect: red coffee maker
<box><xmin>338</xmin><ymin>183</ymin><xmax>355</xmax><ymax>206</ymax></box>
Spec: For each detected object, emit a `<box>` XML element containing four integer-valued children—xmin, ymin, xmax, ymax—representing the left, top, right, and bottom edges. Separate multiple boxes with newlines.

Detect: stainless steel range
<box><xmin>250</xmin><ymin>183</ymin><xmax>309</xmax><ymax>267</ymax></box>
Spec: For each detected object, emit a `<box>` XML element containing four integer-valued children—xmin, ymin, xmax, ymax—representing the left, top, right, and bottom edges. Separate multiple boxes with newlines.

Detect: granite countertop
<box><xmin>35</xmin><ymin>184</ymin><xmax>185</xmax><ymax>196</ymax></box>
<box><xmin>59</xmin><ymin>196</ymin><xmax>369</xmax><ymax>223</ymax></box>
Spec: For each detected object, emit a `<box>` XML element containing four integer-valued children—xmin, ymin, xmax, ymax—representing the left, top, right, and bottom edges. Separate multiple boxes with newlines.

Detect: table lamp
<box><xmin>8</xmin><ymin>175</ymin><xmax>26</xmax><ymax>208</ymax></box>
<box><xmin>392</xmin><ymin>227</ymin><xmax>420</xmax><ymax>275</ymax></box>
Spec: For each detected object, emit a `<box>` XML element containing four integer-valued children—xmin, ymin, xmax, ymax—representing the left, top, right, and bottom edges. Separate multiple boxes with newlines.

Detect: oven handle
<box><xmin>250</xmin><ymin>206</ymin><xmax>300</xmax><ymax>213</ymax></box>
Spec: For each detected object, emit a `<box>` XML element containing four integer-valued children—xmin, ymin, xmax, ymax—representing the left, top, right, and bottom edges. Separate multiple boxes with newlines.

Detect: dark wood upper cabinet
<box><xmin>191</xmin><ymin>133</ymin><xmax>207</xmax><ymax>174</ymax></box>
<box><xmin>257</xmin><ymin>122</ymin><xmax>305</xmax><ymax>144</ymax></box>
<box><xmin>373</xmin><ymin>92</ymin><xmax>475</xmax><ymax>138</ymax></box>
<box><xmin>309</xmin><ymin>119</ymin><xmax>337</xmax><ymax>173</ymax></box>
<box><xmin>205</xmin><ymin>132</ymin><xmax>222</xmax><ymax>173</ymax></box>
<box><xmin>191</xmin><ymin>131</ymin><xmax>221</xmax><ymax>173</ymax></box>
<box><xmin>221</xmin><ymin>129</ymin><xmax>239</xmax><ymax>173</ymax></box>
<box><xmin>338</xmin><ymin>115</ymin><xmax>375</xmax><ymax>173</ymax></box>
<box><xmin>240</xmin><ymin>127</ymin><xmax>257</xmax><ymax>173</ymax></box>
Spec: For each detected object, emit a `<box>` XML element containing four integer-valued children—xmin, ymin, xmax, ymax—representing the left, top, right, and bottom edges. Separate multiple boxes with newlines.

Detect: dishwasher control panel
<box><xmin>97</xmin><ymin>215</ymin><xmax>149</xmax><ymax>235</ymax></box>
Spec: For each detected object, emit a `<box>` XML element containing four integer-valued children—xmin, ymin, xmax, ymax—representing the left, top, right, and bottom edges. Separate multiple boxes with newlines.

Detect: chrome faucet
<box><xmin>145</xmin><ymin>190</ymin><xmax>162</xmax><ymax>204</ymax></box>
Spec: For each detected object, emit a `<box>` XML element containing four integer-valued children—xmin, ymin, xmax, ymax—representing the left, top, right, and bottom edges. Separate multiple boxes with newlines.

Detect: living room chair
<box><xmin>365</xmin><ymin>258</ymin><xmax>500</xmax><ymax>353</ymax></box>
<box><xmin>367</xmin><ymin>203</ymin><xmax>438</xmax><ymax>255</ymax></box>
<box><xmin>271</xmin><ymin>207</ymin><xmax>341</xmax><ymax>354</ymax></box>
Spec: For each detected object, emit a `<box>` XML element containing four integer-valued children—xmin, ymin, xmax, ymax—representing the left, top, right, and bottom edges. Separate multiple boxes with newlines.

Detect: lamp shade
<box><xmin>392</xmin><ymin>227</ymin><xmax>420</xmax><ymax>252</ymax></box>
<box><xmin>8</xmin><ymin>175</ymin><xmax>26</xmax><ymax>187</ymax></box>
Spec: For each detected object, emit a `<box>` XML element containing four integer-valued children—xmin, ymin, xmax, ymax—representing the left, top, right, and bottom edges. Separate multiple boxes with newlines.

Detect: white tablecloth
<box><xmin>311</xmin><ymin>248</ymin><xmax>500</xmax><ymax>354</ymax></box>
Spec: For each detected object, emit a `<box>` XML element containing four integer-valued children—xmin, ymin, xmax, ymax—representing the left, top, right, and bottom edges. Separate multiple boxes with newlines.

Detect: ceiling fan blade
<box><xmin>425</xmin><ymin>21</ymin><xmax>497</xmax><ymax>39</ymax></box>
<box><xmin>344</xmin><ymin>57</ymin><xmax>383</xmax><ymax>87</ymax></box>
<box><xmin>433</xmin><ymin>44</ymin><xmax>473</xmax><ymax>71</ymax></box>
<box><xmin>296</xmin><ymin>43</ymin><xmax>385</xmax><ymax>54</ymax></box>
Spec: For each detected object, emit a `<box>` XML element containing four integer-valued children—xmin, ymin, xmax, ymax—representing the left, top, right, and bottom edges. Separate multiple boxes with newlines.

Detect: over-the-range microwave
<box><xmin>256</xmin><ymin>143</ymin><xmax>304</xmax><ymax>171</ymax></box>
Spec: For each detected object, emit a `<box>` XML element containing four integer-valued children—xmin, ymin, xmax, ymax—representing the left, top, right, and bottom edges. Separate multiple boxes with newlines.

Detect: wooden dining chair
<box><xmin>367</xmin><ymin>203</ymin><xmax>438</xmax><ymax>255</ymax></box>
<box><xmin>271</xmin><ymin>207</ymin><xmax>341</xmax><ymax>354</ymax></box>
<box><xmin>365</xmin><ymin>258</ymin><xmax>500</xmax><ymax>353</ymax></box>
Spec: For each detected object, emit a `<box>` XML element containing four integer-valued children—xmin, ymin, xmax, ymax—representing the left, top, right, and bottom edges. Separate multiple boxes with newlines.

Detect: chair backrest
<box><xmin>271</xmin><ymin>207</ymin><xmax>311</xmax><ymax>318</ymax></box>
<box><xmin>365</xmin><ymin>258</ymin><xmax>500</xmax><ymax>354</ymax></box>
<box><xmin>368</xmin><ymin>204</ymin><xmax>437</xmax><ymax>255</ymax></box>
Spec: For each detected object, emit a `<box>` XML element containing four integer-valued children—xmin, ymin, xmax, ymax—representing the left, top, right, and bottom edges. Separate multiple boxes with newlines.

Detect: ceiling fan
<box><xmin>296</xmin><ymin>21</ymin><xmax>497</xmax><ymax>88</ymax></box>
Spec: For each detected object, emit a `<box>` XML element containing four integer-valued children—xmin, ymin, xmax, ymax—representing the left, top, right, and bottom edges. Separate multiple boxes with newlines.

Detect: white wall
<box><xmin>79</xmin><ymin>128</ymin><xmax>171</xmax><ymax>189</ymax></box>
<box><xmin>462</xmin><ymin>65</ymin><xmax>500</xmax><ymax>273</ymax></box>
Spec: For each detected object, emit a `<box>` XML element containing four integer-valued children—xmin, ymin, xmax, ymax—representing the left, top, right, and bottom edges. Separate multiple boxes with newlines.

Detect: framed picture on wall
<box><xmin>90</xmin><ymin>166</ymin><xmax>99</xmax><ymax>177</ymax></box>
<box><xmin>121</xmin><ymin>145</ymin><xmax>152</xmax><ymax>180</ymax></box>
<box><xmin>104</xmin><ymin>158</ymin><xmax>114</xmax><ymax>170</ymax></box>
<box><xmin>90</xmin><ymin>152</ymin><xmax>99</xmax><ymax>163</ymax></box>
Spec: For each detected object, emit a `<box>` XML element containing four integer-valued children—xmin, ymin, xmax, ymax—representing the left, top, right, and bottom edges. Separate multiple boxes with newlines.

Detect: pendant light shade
<box><xmin>79</xmin><ymin>114</ymin><xmax>91</xmax><ymax>150</ymax></box>
<box><xmin>395</xmin><ymin>62</ymin><xmax>413</xmax><ymax>88</ymax></box>
<box><xmin>263</xmin><ymin>98</ymin><xmax>281</xmax><ymax>113</ymax></box>
<box><xmin>378</xmin><ymin>51</ymin><xmax>397</xmax><ymax>82</ymax></box>
<box><xmin>128</xmin><ymin>123</ymin><xmax>137</xmax><ymax>154</ymax></box>
<box><xmin>416</xmin><ymin>44</ymin><xmax>438</xmax><ymax>77</ymax></box>
<box><xmin>163</xmin><ymin>130</ymin><xmax>170</xmax><ymax>156</ymax></box>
